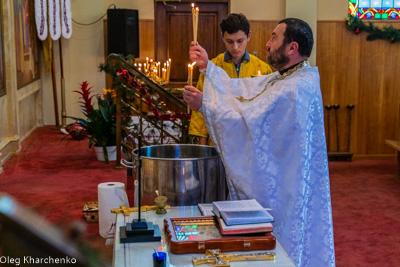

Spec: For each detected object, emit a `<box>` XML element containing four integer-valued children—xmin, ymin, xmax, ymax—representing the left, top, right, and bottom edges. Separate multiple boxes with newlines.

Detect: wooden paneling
<box><xmin>137</xmin><ymin>19</ymin><xmax>155</xmax><ymax>62</ymax></box>
<box><xmin>139</xmin><ymin>19</ymin><xmax>400</xmax><ymax>156</ymax></box>
<box><xmin>317</xmin><ymin>21</ymin><xmax>400</xmax><ymax>156</ymax></box>
<box><xmin>247</xmin><ymin>21</ymin><xmax>279</xmax><ymax>62</ymax></box>
<box><xmin>317</xmin><ymin>21</ymin><xmax>361</xmax><ymax>154</ymax></box>
<box><xmin>155</xmin><ymin>0</ymin><xmax>228</xmax><ymax>86</ymax></box>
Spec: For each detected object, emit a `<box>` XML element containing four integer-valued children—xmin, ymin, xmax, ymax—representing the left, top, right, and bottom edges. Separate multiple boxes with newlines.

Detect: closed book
<box><xmin>217</xmin><ymin>217</ymin><xmax>273</xmax><ymax>235</ymax></box>
<box><xmin>212</xmin><ymin>199</ymin><xmax>274</xmax><ymax>226</ymax></box>
<box><xmin>198</xmin><ymin>203</ymin><xmax>214</xmax><ymax>216</ymax></box>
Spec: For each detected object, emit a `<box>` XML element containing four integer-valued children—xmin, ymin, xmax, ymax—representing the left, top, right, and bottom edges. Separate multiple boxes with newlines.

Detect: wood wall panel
<box><xmin>317</xmin><ymin>21</ymin><xmax>400</xmax><ymax>156</ymax></box>
<box><xmin>247</xmin><ymin>21</ymin><xmax>279</xmax><ymax>62</ymax></box>
<box><xmin>139</xmin><ymin>19</ymin><xmax>400</xmax><ymax>156</ymax></box>
<box><xmin>154</xmin><ymin>1</ymin><xmax>228</xmax><ymax>86</ymax></box>
<box><xmin>317</xmin><ymin>21</ymin><xmax>361</xmax><ymax>154</ymax></box>
<box><xmin>138</xmin><ymin>20</ymin><xmax>155</xmax><ymax>62</ymax></box>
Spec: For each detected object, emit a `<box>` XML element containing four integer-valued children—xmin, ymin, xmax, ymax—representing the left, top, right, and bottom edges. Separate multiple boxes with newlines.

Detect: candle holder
<box><xmin>120</xmin><ymin>136</ymin><xmax>162</xmax><ymax>243</ymax></box>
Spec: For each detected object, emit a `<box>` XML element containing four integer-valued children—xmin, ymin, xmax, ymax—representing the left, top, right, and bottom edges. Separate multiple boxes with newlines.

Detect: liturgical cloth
<box><xmin>200</xmin><ymin>61</ymin><xmax>335</xmax><ymax>267</ymax></box>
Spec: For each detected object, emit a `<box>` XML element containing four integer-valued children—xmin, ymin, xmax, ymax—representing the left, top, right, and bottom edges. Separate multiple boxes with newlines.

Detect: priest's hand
<box><xmin>190</xmin><ymin>42</ymin><xmax>208</xmax><ymax>70</ymax></box>
<box><xmin>183</xmin><ymin>86</ymin><xmax>203</xmax><ymax>111</ymax></box>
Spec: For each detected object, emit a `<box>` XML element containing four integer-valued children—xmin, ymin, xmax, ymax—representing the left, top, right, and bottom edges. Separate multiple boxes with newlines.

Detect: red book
<box><xmin>217</xmin><ymin>217</ymin><xmax>273</xmax><ymax>235</ymax></box>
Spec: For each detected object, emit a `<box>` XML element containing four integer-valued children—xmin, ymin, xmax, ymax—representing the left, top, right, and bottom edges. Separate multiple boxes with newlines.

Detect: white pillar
<box><xmin>286</xmin><ymin>0</ymin><xmax>317</xmax><ymax>66</ymax></box>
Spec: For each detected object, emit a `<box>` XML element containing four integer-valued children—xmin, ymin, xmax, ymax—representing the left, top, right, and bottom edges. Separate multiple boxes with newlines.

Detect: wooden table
<box><xmin>113</xmin><ymin>206</ymin><xmax>295</xmax><ymax>267</ymax></box>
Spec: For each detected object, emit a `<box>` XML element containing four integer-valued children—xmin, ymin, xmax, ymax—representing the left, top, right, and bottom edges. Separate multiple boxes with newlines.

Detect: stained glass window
<box><xmin>349</xmin><ymin>0</ymin><xmax>400</xmax><ymax>19</ymax></box>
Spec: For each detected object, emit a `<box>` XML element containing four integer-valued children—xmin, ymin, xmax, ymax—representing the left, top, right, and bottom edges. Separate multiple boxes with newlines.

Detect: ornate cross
<box><xmin>192</xmin><ymin>249</ymin><xmax>276</xmax><ymax>266</ymax></box>
<box><xmin>111</xmin><ymin>204</ymin><xmax>170</xmax><ymax>216</ymax></box>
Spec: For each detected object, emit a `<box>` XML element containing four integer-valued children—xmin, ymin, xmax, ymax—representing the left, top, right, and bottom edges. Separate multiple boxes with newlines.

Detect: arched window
<box><xmin>349</xmin><ymin>0</ymin><xmax>400</xmax><ymax>19</ymax></box>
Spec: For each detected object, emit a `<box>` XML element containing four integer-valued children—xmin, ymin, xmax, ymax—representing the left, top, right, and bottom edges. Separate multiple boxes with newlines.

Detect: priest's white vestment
<box><xmin>200</xmin><ymin>61</ymin><xmax>335</xmax><ymax>267</ymax></box>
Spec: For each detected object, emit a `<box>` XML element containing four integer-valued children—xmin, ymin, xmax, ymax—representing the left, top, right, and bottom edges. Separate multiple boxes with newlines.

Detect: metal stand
<box><xmin>120</xmin><ymin>136</ymin><xmax>161</xmax><ymax>243</ymax></box>
<box><xmin>325</xmin><ymin>105</ymin><xmax>332</xmax><ymax>152</ymax></box>
<box><xmin>327</xmin><ymin>104</ymin><xmax>354</xmax><ymax>162</ymax></box>
<box><xmin>59</xmin><ymin>39</ymin><xmax>67</xmax><ymax>129</ymax></box>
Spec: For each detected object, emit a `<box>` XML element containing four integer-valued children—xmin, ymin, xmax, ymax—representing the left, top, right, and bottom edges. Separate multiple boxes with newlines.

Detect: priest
<box><xmin>183</xmin><ymin>18</ymin><xmax>335</xmax><ymax>267</ymax></box>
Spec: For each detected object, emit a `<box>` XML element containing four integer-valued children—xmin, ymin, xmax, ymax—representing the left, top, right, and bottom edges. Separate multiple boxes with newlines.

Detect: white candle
<box><xmin>192</xmin><ymin>4</ymin><xmax>199</xmax><ymax>43</ymax></box>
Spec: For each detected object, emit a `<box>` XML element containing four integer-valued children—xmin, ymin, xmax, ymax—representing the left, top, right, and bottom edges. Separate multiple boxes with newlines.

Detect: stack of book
<box><xmin>198</xmin><ymin>199</ymin><xmax>274</xmax><ymax>235</ymax></box>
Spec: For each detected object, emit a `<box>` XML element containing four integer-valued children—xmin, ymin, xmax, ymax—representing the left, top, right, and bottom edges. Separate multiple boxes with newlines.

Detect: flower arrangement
<box><xmin>67</xmin><ymin>81</ymin><xmax>117</xmax><ymax>163</ymax></box>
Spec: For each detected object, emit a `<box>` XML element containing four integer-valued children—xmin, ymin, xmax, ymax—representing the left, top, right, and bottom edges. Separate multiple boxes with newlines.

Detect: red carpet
<box><xmin>330</xmin><ymin>158</ymin><xmax>400</xmax><ymax>266</ymax></box>
<box><xmin>0</xmin><ymin>126</ymin><xmax>127</xmax><ymax>265</ymax></box>
<box><xmin>1</xmin><ymin>126</ymin><xmax>400</xmax><ymax>266</ymax></box>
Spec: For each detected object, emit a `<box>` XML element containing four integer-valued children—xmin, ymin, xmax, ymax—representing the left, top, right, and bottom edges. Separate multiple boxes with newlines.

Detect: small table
<box><xmin>113</xmin><ymin>206</ymin><xmax>295</xmax><ymax>267</ymax></box>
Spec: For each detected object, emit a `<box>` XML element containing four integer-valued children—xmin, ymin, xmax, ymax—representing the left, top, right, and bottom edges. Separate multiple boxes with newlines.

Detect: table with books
<box><xmin>113</xmin><ymin>201</ymin><xmax>295</xmax><ymax>267</ymax></box>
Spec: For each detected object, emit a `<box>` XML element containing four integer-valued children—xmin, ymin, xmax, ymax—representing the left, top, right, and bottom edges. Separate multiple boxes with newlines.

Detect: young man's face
<box><xmin>266</xmin><ymin>23</ymin><xmax>290</xmax><ymax>70</ymax></box>
<box><xmin>221</xmin><ymin>30</ymin><xmax>251</xmax><ymax>63</ymax></box>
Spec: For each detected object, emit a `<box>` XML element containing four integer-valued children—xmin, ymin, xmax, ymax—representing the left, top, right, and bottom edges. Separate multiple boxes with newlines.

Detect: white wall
<box><xmin>318</xmin><ymin>0</ymin><xmax>349</xmax><ymax>20</ymax></box>
<box><xmin>231</xmin><ymin>0</ymin><xmax>285</xmax><ymax>20</ymax></box>
<box><xmin>42</xmin><ymin>0</ymin><xmax>108</xmax><ymax>125</ymax></box>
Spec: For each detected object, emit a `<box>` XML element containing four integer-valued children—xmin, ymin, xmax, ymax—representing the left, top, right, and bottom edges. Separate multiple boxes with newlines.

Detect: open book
<box><xmin>213</xmin><ymin>199</ymin><xmax>274</xmax><ymax>226</ymax></box>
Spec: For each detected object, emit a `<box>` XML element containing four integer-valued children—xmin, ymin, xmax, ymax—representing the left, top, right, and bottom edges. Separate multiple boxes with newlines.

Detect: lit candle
<box><xmin>192</xmin><ymin>4</ymin><xmax>199</xmax><ymax>43</ymax></box>
<box><xmin>187</xmin><ymin>62</ymin><xmax>196</xmax><ymax>113</ymax></box>
<box><xmin>188</xmin><ymin>63</ymin><xmax>193</xmax><ymax>86</ymax></box>
<box><xmin>195</xmin><ymin>7</ymin><xmax>199</xmax><ymax>42</ymax></box>
<box><xmin>257</xmin><ymin>70</ymin><xmax>261</xmax><ymax>76</ymax></box>
<box><xmin>166</xmin><ymin>59</ymin><xmax>171</xmax><ymax>83</ymax></box>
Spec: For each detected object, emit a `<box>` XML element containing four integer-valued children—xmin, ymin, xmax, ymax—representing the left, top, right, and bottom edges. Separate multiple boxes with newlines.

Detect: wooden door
<box><xmin>155</xmin><ymin>0</ymin><xmax>229</xmax><ymax>87</ymax></box>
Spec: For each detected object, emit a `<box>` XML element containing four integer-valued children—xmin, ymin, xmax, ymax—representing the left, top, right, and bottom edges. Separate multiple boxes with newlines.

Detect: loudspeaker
<box><xmin>107</xmin><ymin>9</ymin><xmax>139</xmax><ymax>58</ymax></box>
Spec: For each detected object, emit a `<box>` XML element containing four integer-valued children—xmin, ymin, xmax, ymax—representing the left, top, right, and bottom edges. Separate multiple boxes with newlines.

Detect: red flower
<box><xmin>73</xmin><ymin>81</ymin><xmax>94</xmax><ymax>117</ymax></box>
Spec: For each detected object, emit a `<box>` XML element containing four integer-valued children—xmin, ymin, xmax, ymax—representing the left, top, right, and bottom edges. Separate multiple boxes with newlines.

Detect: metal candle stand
<box><xmin>120</xmin><ymin>136</ymin><xmax>162</xmax><ymax>243</ymax></box>
<box><xmin>325</xmin><ymin>104</ymin><xmax>355</xmax><ymax>162</ymax></box>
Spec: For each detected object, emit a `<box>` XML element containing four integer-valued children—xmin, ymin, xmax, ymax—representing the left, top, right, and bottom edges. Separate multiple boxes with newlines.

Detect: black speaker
<box><xmin>107</xmin><ymin>9</ymin><xmax>139</xmax><ymax>58</ymax></box>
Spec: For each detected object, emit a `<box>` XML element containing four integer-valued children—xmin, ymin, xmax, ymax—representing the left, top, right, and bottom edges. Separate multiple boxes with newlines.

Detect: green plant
<box><xmin>66</xmin><ymin>81</ymin><xmax>117</xmax><ymax>163</ymax></box>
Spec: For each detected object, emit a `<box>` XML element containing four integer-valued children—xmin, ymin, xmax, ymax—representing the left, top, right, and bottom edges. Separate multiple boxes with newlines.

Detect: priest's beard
<box><xmin>267</xmin><ymin>43</ymin><xmax>290</xmax><ymax>71</ymax></box>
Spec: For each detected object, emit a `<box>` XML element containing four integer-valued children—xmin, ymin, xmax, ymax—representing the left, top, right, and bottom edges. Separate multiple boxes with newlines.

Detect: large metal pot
<box><xmin>122</xmin><ymin>144</ymin><xmax>227</xmax><ymax>206</ymax></box>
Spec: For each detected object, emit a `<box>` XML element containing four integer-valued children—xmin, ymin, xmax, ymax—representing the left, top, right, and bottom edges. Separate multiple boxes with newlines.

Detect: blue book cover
<box><xmin>220</xmin><ymin>210</ymin><xmax>274</xmax><ymax>226</ymax></box>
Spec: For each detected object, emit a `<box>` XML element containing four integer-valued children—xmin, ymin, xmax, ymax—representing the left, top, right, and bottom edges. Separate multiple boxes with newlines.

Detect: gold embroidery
<box><xmin>236</xmin><ymin>61</ymin><xmax>309</xmax><ymax>102</ymax></box>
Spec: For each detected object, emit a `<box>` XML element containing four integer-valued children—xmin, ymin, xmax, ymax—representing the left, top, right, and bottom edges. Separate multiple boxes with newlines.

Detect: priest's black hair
<box><xmin>279</xmin><ymin>18</ymin><xmax>314</xmax><ymax>57</ymax></box>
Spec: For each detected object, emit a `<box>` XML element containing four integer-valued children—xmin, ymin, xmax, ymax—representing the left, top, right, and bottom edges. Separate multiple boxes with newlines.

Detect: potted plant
<box><xmin>66</xmin><ymin>81</ymin><xmax>117</xmax><ymax>163</ymax></box>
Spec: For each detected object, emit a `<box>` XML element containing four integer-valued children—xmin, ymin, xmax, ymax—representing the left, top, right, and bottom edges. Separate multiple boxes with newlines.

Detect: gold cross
<box><xmin>192</xmin><ymin>249</ymin><xmax>276</xmax><ymax>266</ymax></box>
<box><xmin>110</xmin><ymin>204</ymin><xmax>170</xmax><ymax>216</ymax></box>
